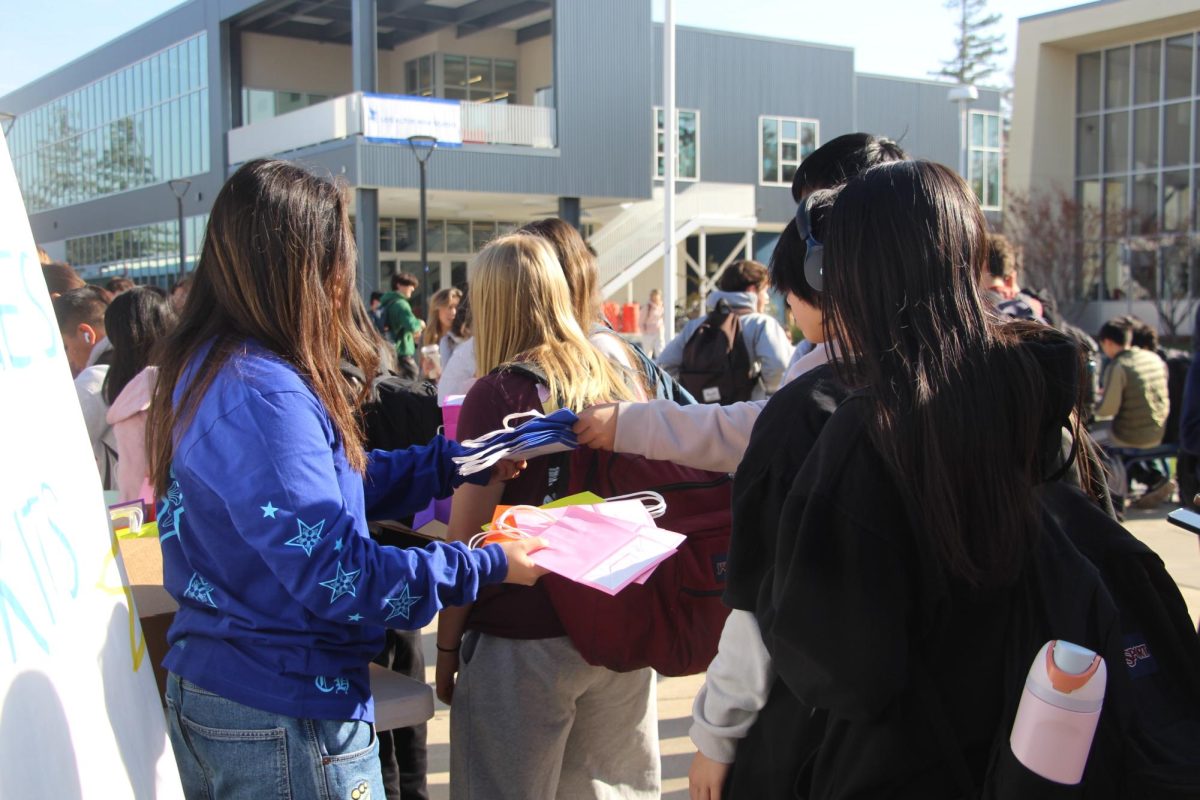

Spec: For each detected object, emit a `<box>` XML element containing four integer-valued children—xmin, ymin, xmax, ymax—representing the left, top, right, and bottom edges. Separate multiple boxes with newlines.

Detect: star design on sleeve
<box><xmin>334</xmin><ymin>537</ymin><xmax>343</xmax><ymax>552</ymax></box>
<box><xmin>158</xmin><ymin>479</ymin><xmax>185</xmax><ymax>543</ymax></box>
<box><xmin>284</xmin><ymin>517</ymin><xmax>326</xmax><ymax>557</ymax></box>
<box><xmin>348</xmin><ymin>613</ymin><xmax>363</xmax><ymax>622</ymax></box>
<box><xmin>383</xmin><ymin>584</ymin><xmax>423</xmax><ymax>622</ymax></box>
<box><xmin>182</xmin><ymin>572</ymin><xmax>218</xmax><ymax>608</ymax></box>
<box><xmin>319</xmin><ymin>562</ymin><xmax>361</xmax><ymax>604</ymax></box>
<box><xmin>261</xmin><ymin>501</ymin><xmax>279</xmax><ymax>518</ymax></box>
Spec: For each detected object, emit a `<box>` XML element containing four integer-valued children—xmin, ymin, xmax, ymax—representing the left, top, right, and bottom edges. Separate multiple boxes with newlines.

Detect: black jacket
<box><xmin>723</xmin><ymin>363</ymin><xmax>850</xmax><ymax>799</ymax></box>
<box><xmin>728</xmin><ymin>332</ymin><xmax>1090</xmax><ymax>799</ymax></box>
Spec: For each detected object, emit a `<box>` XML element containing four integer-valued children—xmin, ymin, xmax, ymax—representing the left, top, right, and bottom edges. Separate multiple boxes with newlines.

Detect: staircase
<box><xmin>591</xmin><ymin>182</ymin><xmax>758</xmax><ymax>298</ymax></box>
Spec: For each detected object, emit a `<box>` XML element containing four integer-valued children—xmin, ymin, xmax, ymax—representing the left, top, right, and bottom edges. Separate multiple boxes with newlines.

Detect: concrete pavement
<box><xmin>415</xmin><ymin>506</ymin><xmax>1200</xmax><ymax>799</ymax></box>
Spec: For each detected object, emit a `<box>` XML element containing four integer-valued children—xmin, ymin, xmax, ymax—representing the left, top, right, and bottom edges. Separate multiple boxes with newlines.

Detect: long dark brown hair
<box><xmin>103</xmin><ymin>286</ymin><xmax>177</xmax><ymax>405</ymax></box>
<box><xmin>147</xmin><ymin>159</ymin><xmax>379</xmax><ymax>494</ymax></box>
<box><xmin>824</xmin><ymin>161</ymin><xmax>1084</xmax><ymax>589</ymax></box>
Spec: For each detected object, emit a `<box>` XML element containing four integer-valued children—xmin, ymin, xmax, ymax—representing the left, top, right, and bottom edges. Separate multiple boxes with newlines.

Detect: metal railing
<box><xmin>594</xmin><ymin>182</ymin><xmax>757</xmax><ymax>292</ymax></box>
<box><xmin>460</xmin><ymin>102</ymin><xmax>555</xmax><ymax>148</ymax></box>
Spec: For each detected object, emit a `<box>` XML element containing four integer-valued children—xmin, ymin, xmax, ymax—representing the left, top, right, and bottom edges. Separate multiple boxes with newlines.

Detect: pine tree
<box><xmin>933</xmin><ymin>0</ymin><xmax>1007</xmax><ymax>86</ymax></box>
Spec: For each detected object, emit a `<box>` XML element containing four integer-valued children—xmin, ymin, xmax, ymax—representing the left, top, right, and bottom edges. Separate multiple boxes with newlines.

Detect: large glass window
<box><xmin>1134</xmin><ymin>41</ymin><xmax>1162</xmax><ymax>106</ymax></box>
<box><xmin>437</xmin><ymin>54</ymin><xmax>516</xmax><ymax>103</ymax></box>
<box><xmin>759</xmin><ymin>116</ymin><xmax>818</xmax><ymax>186</ymax></box>
<box><xmin>1165</xmin><ymin>35</ymin><xmax>1193</xmax><ymax>100</ymax></box>
<box><xmin>1076</xmin><ymin>33</ymin><xmax>1200</xmax><ymax>302</ymax></box>
<box><xmin>1106</xmin><ymin>46</ymin><xmax>1131</xmax><ymax>109</ymax></box>
<box><xmin>406</xmin><ymin>55</ymin><xmax>434</xmax><ymax>97</ymax></box>
<box><xmin>654</xmin><ymin>107</ymin><xmax>700</xmax><ymax>181</ymax></box>
<box><xmin>240</xmin><ymin>88</ymin><xmax>328</xmax><ymax>125</ymax></box>
<box><xmin>1078</xmin><ymin>51</ymin><xmax>1102</xmax><ymax>113</ymax></box>
<box><xmin>968</xmin><ymin>111</ymin><xmax>1003</xmax><ymax>210</ymax></box>
<box><xmin>64</xmin><ymin>213</ymin><xmax>208</xmax><ymax>284</ymax></box>
<box><xmin>9</xmin><ymin>32</ymin><xmax>209</xmax><ymax>214</ymax></box>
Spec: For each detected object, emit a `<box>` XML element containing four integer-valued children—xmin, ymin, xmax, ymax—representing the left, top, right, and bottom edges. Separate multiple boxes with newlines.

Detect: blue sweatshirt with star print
<box><xmin>159</xmin><ymin>340</ymin><xmax>508</xmax><ymax>722</ymax></box>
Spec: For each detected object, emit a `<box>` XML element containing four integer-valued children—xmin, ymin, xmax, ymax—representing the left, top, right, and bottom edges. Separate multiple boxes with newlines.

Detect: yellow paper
<box><xmin>483</xmin><ymin>492</ymin><xmax>607</xmax><ymax>531</ymax></box>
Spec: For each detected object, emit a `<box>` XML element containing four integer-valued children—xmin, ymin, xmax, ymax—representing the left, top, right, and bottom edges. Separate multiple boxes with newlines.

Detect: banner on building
<box><xmin>362</xmin><ymin>93</ymin><xmax>463</xmax><ymax>147</ymax></box>
<box><xmin>0</xmin><ymin>131</ymin><xmax>183</xmax><ymax>798</ymax></box>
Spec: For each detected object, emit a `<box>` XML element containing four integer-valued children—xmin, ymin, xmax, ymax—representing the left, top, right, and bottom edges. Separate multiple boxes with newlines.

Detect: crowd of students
<box><xmin>43</xmin><ymin>131</ymin><xmax>1200</xmax><ymax>800</ymax></box>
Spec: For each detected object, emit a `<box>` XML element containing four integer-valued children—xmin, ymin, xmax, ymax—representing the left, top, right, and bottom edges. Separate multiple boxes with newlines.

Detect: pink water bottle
<box><xmin>1009</xmin><ymin>640</ymin><xmax>1106</xmax><ymax>784</ymax></box>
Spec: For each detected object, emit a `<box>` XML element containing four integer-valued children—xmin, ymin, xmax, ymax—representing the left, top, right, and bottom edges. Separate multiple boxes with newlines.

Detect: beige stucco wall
<box><xmin>517</xmin><ymin>35</ymin><xmax>554</xmax><ymax>106</ymax></box>
<box><xmin>241</xmin><ymin>32</ymin><xmax>353</xmax><ymax>96</ymax></box>
<box><xmin>1009</xmin><ymin>0</ymin><xmax>1200</xmax><ymax>198</ymax></box>
<box><xmin>241</xmin><ymin>27</ymin><xmax>551</xmax><ymax>102</ymax></box>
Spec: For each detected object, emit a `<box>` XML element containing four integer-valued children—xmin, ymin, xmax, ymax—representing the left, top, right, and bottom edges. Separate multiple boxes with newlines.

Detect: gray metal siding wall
<box><xmin>854</xmin><ymin>75</ymin><xmax>1003</xmax><ymax>167</ymax></box>
<box><xmin>4</xmin><ymin>0</ymin><xmax>225</xmax><ymax>246</ymax></box>
<box><xmin>654</xmin><ymin>27</ymin><xmax>856</xmax><ymax>224</ymax></box>
<box><xmin>357</xmin><ymin>0</ymin><xmax>654</xmax><ymax>202</ymax></box>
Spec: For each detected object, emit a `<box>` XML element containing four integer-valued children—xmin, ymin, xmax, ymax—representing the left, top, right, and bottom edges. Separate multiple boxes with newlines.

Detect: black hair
<box><xmin>102</xmin><ymin>286</ymin><xmax>178</xmax><ymax>405</ymax></box>
<box><xmin>769</xmin><ymin>188</ymin><xmax>839</xmax><ymax>305</ymax></box>
<box><xmin>792</xmin><ymin>132</ymin><xmax>907</xmax><ymax>200</ymax></box>
<box><xmin>392</xmin><ymin>273</ymin><xmax>419</xmax><ymax>290</ymax></box>
<box><xmin>52</xmin><ymin>285</ymin><xmax>111</xmax><ymax>333</ymax></box>
<box><xmin>1128</xmin><ymin>317</ymin><xmax>1158</xmax><ymax>351</ymax></box>
<box><xmin>105</xmin><ymin>277</ymin><xmax>135</xmax><ymax>294</ymax></box>
<box><xmin>825</xmin><ymin>160</ymin><xmax>1084</xmax><ymax>589</ymax></box>
<box><xmin>369</xmin><ymin>291</ymin><xmax>383</xmax><ymax>304</ymax></box>
<box><xmin>43</xmin><ymin>261</ymin><xmax>85</xmax><ymax>296</ymax></box>
<box><xmin>986</xmin><ymin>233</ymin><xmax>1016</xmax><ymax>280</ymax></box>
<box><xmin>451</xmin><ymin>287</ymin><xmax>471</xmax><ymax>339</ymax></box>
<box><xmin>716</xmin><ymin>260</ymin><xmax>768</xmax><ymax>293</ymax></box>
<box><xmin>1097</xmin><ymin>318</ymin><xmax>1134</xmax><ymax>348</ymax></box>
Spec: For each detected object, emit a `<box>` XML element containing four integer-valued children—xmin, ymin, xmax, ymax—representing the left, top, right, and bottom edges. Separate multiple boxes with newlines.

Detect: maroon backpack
<box><xmin>545</xmin><ymin>447</ymin><xmax>733</xmax><ymax>676</ymax></box>
<box><xmin>499</xmin><ymin>363</ymin><xmax>734</xmax><ymax>676</ymax></box>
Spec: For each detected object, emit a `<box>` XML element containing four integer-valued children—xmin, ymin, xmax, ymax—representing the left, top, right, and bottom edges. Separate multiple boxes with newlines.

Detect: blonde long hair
<box><xmin>472</xmin><ymin>235</ymin><xmax>633</xmax><ymax>410</ymax></box>
<box><xmin>423</xmin><ymin>286</ymin><xmax>461</xmax><ymax>346</ymax></box>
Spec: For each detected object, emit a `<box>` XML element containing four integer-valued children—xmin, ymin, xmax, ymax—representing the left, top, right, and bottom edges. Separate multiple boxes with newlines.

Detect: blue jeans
<box><xmin>165</xmin><ymin>672</ymin><xmax>385</xmax><ymax>800</ymax></box>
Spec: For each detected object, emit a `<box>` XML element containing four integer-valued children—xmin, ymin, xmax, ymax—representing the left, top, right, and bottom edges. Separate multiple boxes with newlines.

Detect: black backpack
<box><xmin>926</xmin><ymin>482</ymin><xmax>1200</xmax><ymax>799</ymax></box>
<box><xmin>679</xmin><ymin>300</ymin><xmax>760</xmax><ymax>405</ymax></box>
<box><xmin>341</xmin><ymin>361</ymin><xmax>442</xmax><ymax>452</ymax></box>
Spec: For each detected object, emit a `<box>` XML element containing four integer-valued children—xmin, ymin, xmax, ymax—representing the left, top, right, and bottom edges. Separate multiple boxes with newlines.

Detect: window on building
<box><xmin>65</xmin><ymin>214</ymin><xmax>208</xmax><ymax>281</ymax></box>
<box><xmin>759</xmin><ymin>116</ymin><xmax>818</xmax><ymax>186</ymax></box>
<box><xmin>405</xmin><ymin>55</ymin><xmax>434</xmax><ymax>97</ymax></box>
<box><xmin>440</xmin><ymin>55</ymin><xmax>516</xmax><ymax>103</ymax></box>
<box><xmin>1074</xmin><ymin>34</ymin><xmax>1200</xmax><ymax>301</ymax></box>
<box><xmin>9</xmin><ymin>32</ymin><xmax>209</xmax><ymax>214</ymax></box>
<box><xmin>968</xmin><ymin>111</ymin><xmax>1002</xmax><ymax>210</ymax></box>
<box><xmin>240</xmin><ymin>88</ymin><xmax>328</xmax><ymax>125</ymax></box>
<box><xmin>654</xmin><ymin>107</ymin><xmax>699</xmax><ymax>181</ymax></box>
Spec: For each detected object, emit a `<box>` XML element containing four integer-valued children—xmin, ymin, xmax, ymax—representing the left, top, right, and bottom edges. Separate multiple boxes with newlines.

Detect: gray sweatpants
<box><xmin>449</xmin><ymin>633</ymin><xmax>660</xmax><ymax>800</ymax></box>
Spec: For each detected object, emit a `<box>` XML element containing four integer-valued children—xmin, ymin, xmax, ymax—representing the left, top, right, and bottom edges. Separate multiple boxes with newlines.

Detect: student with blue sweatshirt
<box><xmin>145</xmin><ymin>159</ymin><xmax>546</xmax><ymax>800</ymax></box>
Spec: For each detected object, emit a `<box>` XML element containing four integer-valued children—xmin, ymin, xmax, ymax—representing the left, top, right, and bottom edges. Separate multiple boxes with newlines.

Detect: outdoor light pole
<box><xmin>168</xmin><ymin>178</ymin><xmax>192</xmax><ymax>282</ymax></box>
<box><xmin>408</xmin><ymin>135</ymin><xmax>438</xmax><ymax>316</ymax></box>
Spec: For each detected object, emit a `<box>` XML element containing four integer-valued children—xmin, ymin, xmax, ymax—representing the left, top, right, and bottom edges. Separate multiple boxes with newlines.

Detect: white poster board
<box><xmin>0</xmin><ymin>131</ymin><xmax>183</xmax><ymax>798</ymax></box>
<box><xmin>362</xmin><ymin>93</ymin><xmax>463</xmax><ymax>146</ymax></box>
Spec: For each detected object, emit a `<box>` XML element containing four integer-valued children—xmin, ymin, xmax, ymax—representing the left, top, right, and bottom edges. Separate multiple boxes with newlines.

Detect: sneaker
<box><xmin>1132</xmin><ymin>477</ymin><xmax>1175</xmax><ymax>509</ymax></box>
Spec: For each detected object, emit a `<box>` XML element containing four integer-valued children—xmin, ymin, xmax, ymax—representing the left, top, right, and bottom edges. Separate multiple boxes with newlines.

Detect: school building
<box><xmin>2</xmin><ymin>0</ymin><xmax>1001</xmax><ymax>319</ymax></box>
<box><xmin>1009</xmin><ymin>0</ymin><xmax>1200</xmax><ymax>335</ymax></box>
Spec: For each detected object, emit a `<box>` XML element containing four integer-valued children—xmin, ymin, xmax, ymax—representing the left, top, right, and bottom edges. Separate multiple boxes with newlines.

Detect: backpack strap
<box><xmin>493</xmin><ymin>362</ymin><xmax>558</xmax><ymax>414</ymax></box>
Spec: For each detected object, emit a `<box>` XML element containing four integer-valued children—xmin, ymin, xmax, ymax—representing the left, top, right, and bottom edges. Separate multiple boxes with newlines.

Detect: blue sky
<box><xmin>2</xmin><ymin>0</ymin><xmax>1086</xmax><ymax>98</ymax></box>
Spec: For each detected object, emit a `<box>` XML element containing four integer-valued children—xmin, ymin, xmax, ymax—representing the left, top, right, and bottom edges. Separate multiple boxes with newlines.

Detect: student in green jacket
<box><xmin>379</xmin><ymin>272</ymin><xmax>425</xmax><ymax>378</ymax></box>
